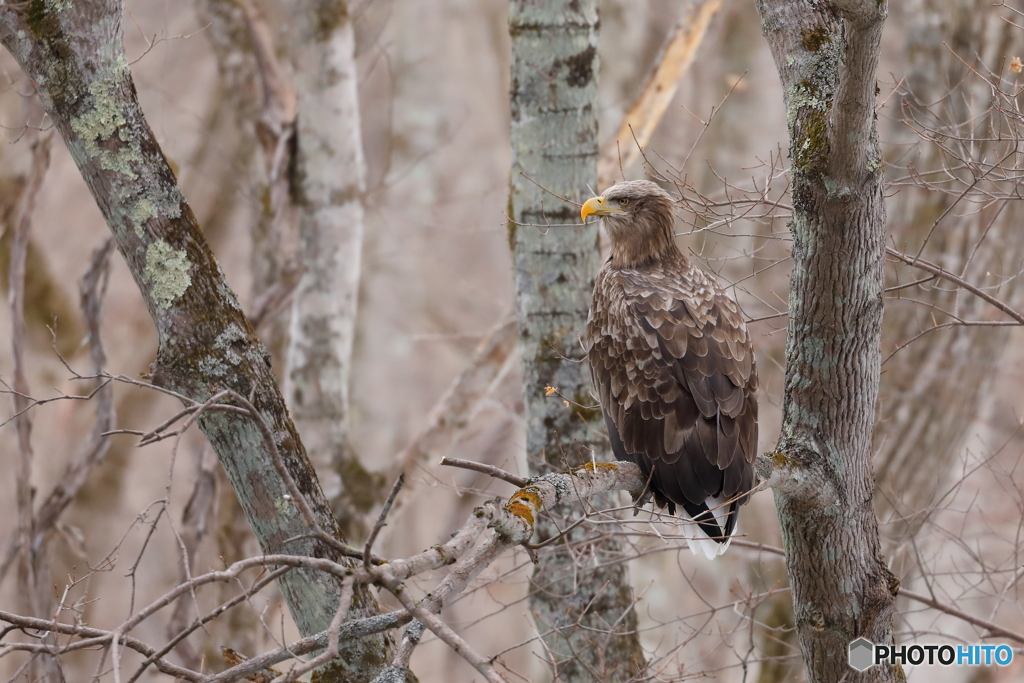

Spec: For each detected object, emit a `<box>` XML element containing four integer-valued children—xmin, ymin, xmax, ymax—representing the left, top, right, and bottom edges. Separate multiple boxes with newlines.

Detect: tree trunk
<box><xmin>282</xmin><ymin>0</ymin><xmax>382</xmax><ymax>542</ymax></box>
<box><xmin>192</xmin><ymin>0</ymin><xmax>274</xmax><ymax>659</ymax></box>
<box><xmin>0</xmin><ymin>4</ymin><xmax>391</xmax><ymax>681</ymax></box>
<box><xmin>754</xmin><ymin>2</ymin><xmax>899</xmax><ymax>682</ymax></box>
<box><xmin>508</xmin><ymin>2</ymin><xmax>646</xmax><ymax>680</ymax></box>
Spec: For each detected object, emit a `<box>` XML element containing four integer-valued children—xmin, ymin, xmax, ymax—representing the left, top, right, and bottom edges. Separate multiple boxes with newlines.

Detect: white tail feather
<box><xmin>682</xmin><ymin>495</ymin><xmax>734</xmax><ymax>560</ymax></box>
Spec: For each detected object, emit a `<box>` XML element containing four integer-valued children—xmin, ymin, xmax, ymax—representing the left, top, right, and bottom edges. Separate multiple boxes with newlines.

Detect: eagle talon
<box><xmin>630</xmin><ymin>466</ymin><xmax>656</xmax><ymax>515</ymax></box>
<box><xmin>631</xmin><ymin>489</ymin><xmax>654</xmax><ymax>516</ymax></box>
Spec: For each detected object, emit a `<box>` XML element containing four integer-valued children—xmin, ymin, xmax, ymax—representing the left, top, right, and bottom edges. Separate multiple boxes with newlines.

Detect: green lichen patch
<box><xmin>274</xmin><ymin>496</ymin><xmax>295</xmax><ymax>518</ymax></box>
<box><xmin>70</xmin><ymin>75</ymin><xmax>126</xmax><ymax>143</ymax></box>
<box><xmin>214</xmin><ymin>323</ymin><xmax>247</xmax><ymax>365</ymax></box>
<box><xmin>198</xmin><ymin>356</ymin><xmax>228</xmax><ymax>378</ymax></box>
<box><xmin>214</xmin><ymin>263</ymin><xmax>244</xmax><ymax>312</ymax></box>
<box><xmin>791</xmin><ymin>92</ymin><xmax>831</xmax><ymax>175</ymax></box>
<box><xmin>784</xmin><ymin>26</ymin><xmax>847</xmax><ymax>201</ymax></box>
<box><xmin>130</xmin><ymin>197</ymin><xmax>157</xmax><ymax>237</ymax></box>
<box><xmin>69</xmin><ymin>54</ymin><xmax>142</xmax><ymax>178</ymax></box>
<box><xmin>25</xmin><ymin>0</ymin><xmax>72</xmax><ymax>41</ymax></box>
<box><xmin>144</xmin><ymin>240</ymin><xmax>191</xmax><ymax>310</ymax></box>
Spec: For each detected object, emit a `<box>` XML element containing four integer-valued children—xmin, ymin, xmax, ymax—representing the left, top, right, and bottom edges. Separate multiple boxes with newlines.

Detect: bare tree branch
<box><xmin>885</xmin><ymin>246</ymin><xmax>1024</xmax><ymax>325</ymax></box>
<box><xmin>0</xmin><ymin>610</ymin><xmax>202</xmax><ymax>682</ymax></box>
<box><xmin>0</xmin><ymin>4</ymin><xmax>395</xmax><ymax>678</ymax></box>
<box><xmin>7</xmin><ymin>103</ymin><xmax>55</xmax><ymax>682</ymax></box>
<box><xmin>597</xmin><ymin>0</ymin><xmax>723</xmax><ymax>188</ymax></box>
<box><xmin>391</xmin><ymin>317</ymin><xmax>518</xmax><ymax>482</ymax></box>
<box><xmin>441</xmin><ymin>456</ymin><xmax>529</xmax><ymax>488</ymax></box>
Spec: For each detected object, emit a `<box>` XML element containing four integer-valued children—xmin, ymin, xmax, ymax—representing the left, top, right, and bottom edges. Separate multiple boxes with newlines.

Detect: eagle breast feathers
<box><xmin>587</xmin><ymin>260</ymin><xmax>757</xmax><ymax>508</ymax></box>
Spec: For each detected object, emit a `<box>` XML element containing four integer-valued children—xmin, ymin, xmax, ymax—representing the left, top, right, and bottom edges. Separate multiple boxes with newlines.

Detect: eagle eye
<box><xmin>617</xmin><ymin>197</ymin><xmax>629</xmax><ymax>206</ymax></box>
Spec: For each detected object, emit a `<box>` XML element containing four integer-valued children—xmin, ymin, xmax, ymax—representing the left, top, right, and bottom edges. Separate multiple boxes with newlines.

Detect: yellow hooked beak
<box><xmin>580</xmin><ymin>196</ymin><xmax>623</xmax><ymax>222</ymax></box>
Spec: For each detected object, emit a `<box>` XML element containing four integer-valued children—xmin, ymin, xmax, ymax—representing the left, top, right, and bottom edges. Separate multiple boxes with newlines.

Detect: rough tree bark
<box><xmin>873</xmin><ymin>0</ymin><xmax>1024</xmax><ymax>548</ymax></box>
<box><xmin>282</xmin><ymin>0</ymin><xmax>379</xmax><ymax>541</ymax></box>
<box><xmin>191</xmin><ymin>0</ymin><xmax>287</xmax><ymax>660</ymax></box>
<box><xmin>754</xmin><ymin>2</ymin><xmax>900</xmax><ymax>682</ymax></box>
<box><xmin>0</xmin><ymin>3</ymin><xmax>391</xmax><ymax>681</ymax></box>
<box><xmin>507</xmin><ymin>1</ymin><xmax>646</xmax><ymax>680</ymax></box>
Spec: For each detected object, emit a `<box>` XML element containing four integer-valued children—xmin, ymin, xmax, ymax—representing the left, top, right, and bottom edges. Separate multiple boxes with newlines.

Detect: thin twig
<box><xmin>0</xmin><ymin>610</ymin><xmax>202</xmax><ymax>682</ymax></box>
<box><xmin>390</xmin><ymin>315</ymin><xmax>517</xmax><ymax>482</ymax></box>
<box><xmin>277</xmin><ymin>577</ymin><xmax>355</xmax><ymax>682</ymax></box>
<box><xmin>377</xmin><ymin>566</ymin><xmax>508</xmax><ymax>683</ymax></box>
<box><xmin>128</xmin><ymin>567</ymin><xmax>290</xmax><ymax>683</ymax></box>
<box><xmin>898</xmin><ymin>589</ymin><xmax>1024</xmax><ymax>645</ymax></box>
<box><xmin>886</xmin><ymin>246</ymin><xmax>1024</xmax><ymax>324</ymax></box>
<box><xmin>441</xmin><ymin>457</ymin><xmax>529</xmax><ymax>488</ymax></box>
<box><xmin>364</xmin><ymin>475</ymin><xmax>404</xmax><ymax>573</ymax></box>
<box><xmin>725</xmin><ymin>541</ymin><xmax>1024</xmax><ymax>645</ymax></box>
<box><xmin>8</xmin><ymin>114</ymin><xmax>54</xmax><ymax>681</ymax></box>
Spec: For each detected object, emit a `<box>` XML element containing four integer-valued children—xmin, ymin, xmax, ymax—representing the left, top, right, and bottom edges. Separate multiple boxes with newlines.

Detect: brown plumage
<box><xmin>580</xmin><ymin>180</ymin><xmax>757</xmax><ymax>558</ymax></box>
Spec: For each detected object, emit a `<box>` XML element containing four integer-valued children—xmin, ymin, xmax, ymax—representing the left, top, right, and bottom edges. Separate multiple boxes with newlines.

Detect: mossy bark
<box><xmin>754</xmin><ymin>2</ymin><xmax>899</xmax><ymax>682</ymax></box>
<box><xmin>0</xmin><ymin>3</ymin><xmax>391</xmax><ymax>680</ymax></box>
<box><xmin>508</xmin><ymin>1</ymin><xmax>646</xmax><ymax>680</ymax></box>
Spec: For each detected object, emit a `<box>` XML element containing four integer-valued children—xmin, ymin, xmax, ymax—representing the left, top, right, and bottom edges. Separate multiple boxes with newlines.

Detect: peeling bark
<box><xmin>508</xmin><ymin>1</ymin><xmax>646</xmax><ymax>679</ymax></box>
<box><xmin>0</xmin><ymin>3</ymin><xmax>391</xmax><ymax>680</ymax></box>
<box><xmin>754</xmin><ymin>2</ymin><xmax>899</xmax><ymax>682</ymax></box>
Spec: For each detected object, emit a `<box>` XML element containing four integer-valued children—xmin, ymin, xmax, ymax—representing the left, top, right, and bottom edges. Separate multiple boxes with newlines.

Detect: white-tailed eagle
<box><xmin>581</xmin><ymin>180</ymin><xmax>758</xmax><ymax>558</ymax></box>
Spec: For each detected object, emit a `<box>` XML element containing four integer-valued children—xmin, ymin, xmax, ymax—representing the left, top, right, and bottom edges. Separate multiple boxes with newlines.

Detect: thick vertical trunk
<box><xmin>283</xmin><ymin>0</ymin><xmax>377</xmax><ymax>540</ymax></box>
<box><xmin>754</xmin><ymin>2</ymin><xmax>899</xmax><ymax>682</ymax></box>
<box><xmin>508</xmin><ymin>2</ymin><xmax>646</xmax><ymax>680</ymax></box>
<box><xmin>0</xmin><ymin>4</ymin><xmax>391</xmax><ymax>681</ymax></box>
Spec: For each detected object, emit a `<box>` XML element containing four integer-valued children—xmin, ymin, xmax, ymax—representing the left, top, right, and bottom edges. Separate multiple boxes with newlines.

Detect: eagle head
<box><xmin>580</xmin><ymin>180</ymin><xmax>678</xmax><ymax>268</ymax></box>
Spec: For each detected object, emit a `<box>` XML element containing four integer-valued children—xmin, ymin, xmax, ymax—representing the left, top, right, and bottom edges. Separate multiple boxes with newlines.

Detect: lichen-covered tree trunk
<box><xmin>191</xmin><ymin>0</ymin><xmax>274</xmax><ymax>659</ymax></box>
<box><xmin>283</xmin><ymin>0</ymin><xmax>380</xmax><ymax>541</ymax></box>
<box><xmin>873</xmin><ymin>0</ymin><xmax>1024</xmax><ymax>550</ymax></box>
<box><xmin>754</xmin><ymin>2</ymin><xmax>899</xmax><ymax>682</ymax></box>
<box><xmin>508</xmin><ymin>2</ymin><xmax>646</xmax><ymax>680</ymax></box>
<box><xmin>0</xmin><ymin>3</ymin><xmax>391</xmax><ymax>681</ymax></box>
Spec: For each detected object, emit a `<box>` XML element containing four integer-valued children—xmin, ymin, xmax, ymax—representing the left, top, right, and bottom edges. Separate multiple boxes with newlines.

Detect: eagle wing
<box><xmin>586</xmin><ymin>265</ymin><xmax>758</xmax><ymax>532</ymax></box>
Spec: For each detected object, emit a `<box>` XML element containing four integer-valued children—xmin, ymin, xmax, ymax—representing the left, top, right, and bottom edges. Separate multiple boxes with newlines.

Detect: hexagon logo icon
<box><xmin>849</xmin><ymin>637</ymin><xmax>875</xmax><ymax>671</ymax></box>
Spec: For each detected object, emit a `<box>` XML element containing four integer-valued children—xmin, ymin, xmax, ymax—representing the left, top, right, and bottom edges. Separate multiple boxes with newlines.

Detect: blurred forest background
<box><xmin>1</xmin><ymin>0</ymin><xmax>1024</xmax><ymax>681</ymax></box>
